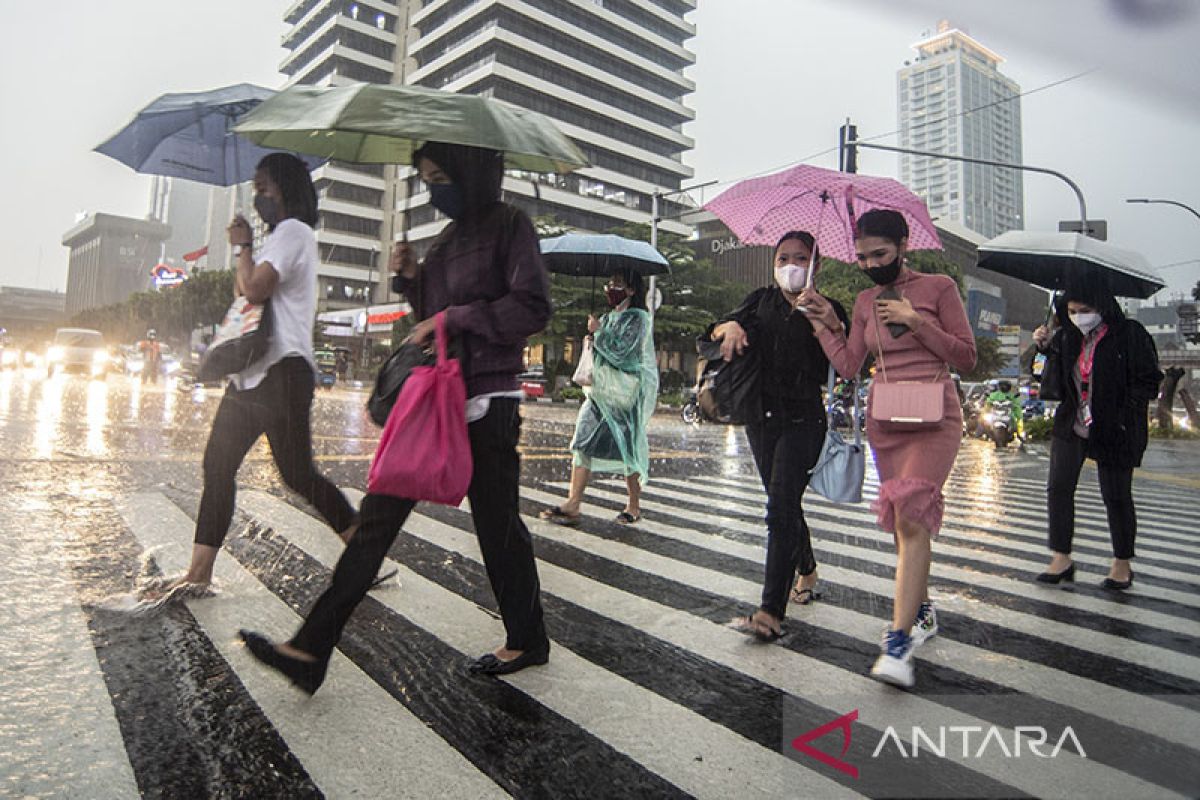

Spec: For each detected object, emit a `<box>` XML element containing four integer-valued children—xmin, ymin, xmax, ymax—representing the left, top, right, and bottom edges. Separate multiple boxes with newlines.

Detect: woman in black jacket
<box><xmin>710</xmin><ymin>231</ymin><xmax>849</xmax><ymax>640</ymax></box>
<box><xmin>1033</xmin><ymin>282</ymin><xmax>1162</xmax><ymax>590</ymax></box>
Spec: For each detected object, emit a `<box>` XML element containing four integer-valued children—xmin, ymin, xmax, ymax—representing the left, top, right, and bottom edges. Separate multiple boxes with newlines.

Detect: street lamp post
<box><xmin>361</xmin><ymin>247</ymin><xmax>376</xmax><ymax>369</ymax></box>
<box><xmin>1126</xmin><ymin>198</ymin><xmax>1200</xmax><ymax>222</ymax></box>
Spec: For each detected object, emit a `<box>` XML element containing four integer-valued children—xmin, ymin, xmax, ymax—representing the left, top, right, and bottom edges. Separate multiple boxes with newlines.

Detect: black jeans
<box><xmin>292</xmin><ymin>398</ymin><xmax>548</xmax><ymax>661</ymax></box>
<box><xmin>195</xmin><ymin>357</ymin><xmax>356</xmax><ymax>547</ymax></box>
<box><xmin>745</xmin><ymin>413</ymin><xmax>827</xmax><ymax>620</ymax></box>
<box><xmin>1047</xmin><ymin>432</ymin><xmax>1137</xmax><ymax>560</ymax></box>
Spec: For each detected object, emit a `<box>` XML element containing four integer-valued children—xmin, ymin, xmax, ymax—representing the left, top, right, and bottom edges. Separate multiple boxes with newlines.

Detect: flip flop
<box><xmin>538</xmin><ymin>506</ymin><xmax>581</xmax><ymax>526</ymax></box>
<box><xmin>615</xmin><ymin>511</ymin><xmax>640</xmax><ymax>525</ymax></box>
<box><xmin>790</xmin><ymin>585</ymin><xmax>821</xmax><ymax>605</ymax></box>
<box><xmin>732</xmin><ymin>614</ymin><xmax>782</xmax><ymax>643</ymax></box>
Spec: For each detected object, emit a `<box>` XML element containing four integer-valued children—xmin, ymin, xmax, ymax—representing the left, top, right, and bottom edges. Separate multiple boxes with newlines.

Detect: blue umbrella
<box><xmin>539</xmin><ymin>233</ymin><xmax>670</xmax><ymax>277</ymax></box>
<box><xmin>95</xmin><ymin>83</ymin><xmax>324</xmax><ymax>186</ymax></box>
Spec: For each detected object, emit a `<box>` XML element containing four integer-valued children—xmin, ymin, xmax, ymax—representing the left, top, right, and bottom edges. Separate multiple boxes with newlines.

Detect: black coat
<box><xmin>1044</xmin><ymin>318</ymin><xmax>1162</xmax><ymax>468</ymax></box>
<box><xmin>715</xmin><ymin>287</ymin><xmax>849</xmax><ymax>421</ymax></box>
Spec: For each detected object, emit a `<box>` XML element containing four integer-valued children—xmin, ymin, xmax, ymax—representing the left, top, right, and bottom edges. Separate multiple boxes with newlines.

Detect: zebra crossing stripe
<box><xmin>241</xmin><ymin>491</ymin><xmax>856</xmax><ymax>800</ymax></box>
<box><xmin>542</xmin><ymin>482</ymin><xmax>1200</xmax><ymax>684</ymax></box>
<box><xmin>116</xmin><ymin>492</ymin><xmax>507</xmax><ymax>800</ymax></box>
<box><xmin>645</xmin><ymin>478</ymin><xmax>1200</xmax><ymax>608</ymax></box>
<box><xmin>663</xmin><ymin>473</ymin><xmax>1200</xmax><ymax>584</ymax></box>
<box><xmin>0</xmin><ymin>499</ymin><xmax>139</xmax><ymax>798</ymax></box>
<box><xmin>690</xmin><ymin>473</ymin><xmax>1200</xmax><ymax>565</ymax></box>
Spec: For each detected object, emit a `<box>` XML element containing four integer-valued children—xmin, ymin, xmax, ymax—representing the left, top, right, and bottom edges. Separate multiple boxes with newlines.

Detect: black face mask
<box><xmin>863</xmin><ymin>256</ymin><xmax>902</xmax><ymax>286</ymax></box>
<box><xmin>430</xmin><ymin>183</ymin><xmax>467</xmax><ymax>219</ymax></box>
<box><xmin>254</xmin><ymin>193</ymin><xmax>282</xmax><ymax>227</ymax></box>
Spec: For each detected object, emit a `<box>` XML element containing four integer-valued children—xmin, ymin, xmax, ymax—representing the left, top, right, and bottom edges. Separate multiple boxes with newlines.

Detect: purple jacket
<box><xmin>393</xmin><ymin>203</ymin><xmax>551</xmax><ymax>397</ymax></box>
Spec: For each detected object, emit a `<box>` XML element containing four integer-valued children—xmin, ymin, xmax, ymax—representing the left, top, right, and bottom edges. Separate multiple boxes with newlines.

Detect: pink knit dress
<box><xmin>817</xmin><ymin>268</ymin><xmax>977</xmax><ymax>535</ymax></box>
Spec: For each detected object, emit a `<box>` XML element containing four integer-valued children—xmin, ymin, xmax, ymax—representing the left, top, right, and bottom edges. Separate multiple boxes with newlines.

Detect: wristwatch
<box><xmin>233</xmin><ymin>244</ymin><xmax>251</xmax><ymax>256</ymax></box>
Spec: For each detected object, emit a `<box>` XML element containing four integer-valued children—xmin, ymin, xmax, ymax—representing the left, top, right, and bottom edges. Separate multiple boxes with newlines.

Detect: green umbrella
<box><xmin>232</xmin><ymin>82</ymin><xmax>588</xmax><ymax>174</ymax></box>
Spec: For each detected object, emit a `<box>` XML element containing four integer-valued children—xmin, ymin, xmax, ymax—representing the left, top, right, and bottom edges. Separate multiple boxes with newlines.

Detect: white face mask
<box><xmin>1070</xmin><ymin>311</ymin><xmax>1102</xmax><ymax>334</ymax></box>
<box><xmin>775</xmin><ymin>265</ymin><xmax>809</xmax><ymax>294</ymax></box>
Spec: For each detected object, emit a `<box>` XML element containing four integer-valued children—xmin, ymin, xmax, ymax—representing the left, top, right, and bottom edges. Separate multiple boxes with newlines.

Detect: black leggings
<box><xmin>1047</xmin><ymin>432</ymin><xmax>1137</xmax><ymax>560</ymax></box>
<box><xmin>745</xmin><ymin>414</ymin><xmax>827</xmax><ymax>620</ymax></box>
<box><xmin>194</xmin><ymin>357</ymin><xmax>356</xmax><ymax>547</ymax></box>
<box><xmin>292</xmin><ymin>398</ymin><xmax>547</xmax><ymax>660</ymax></box>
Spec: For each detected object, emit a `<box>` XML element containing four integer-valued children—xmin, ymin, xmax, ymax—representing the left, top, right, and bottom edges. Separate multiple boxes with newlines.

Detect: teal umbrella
<box><xmin>233</xmin><ymin>82</ymin><xmax>588</xmax><ymax>174</ymax></box>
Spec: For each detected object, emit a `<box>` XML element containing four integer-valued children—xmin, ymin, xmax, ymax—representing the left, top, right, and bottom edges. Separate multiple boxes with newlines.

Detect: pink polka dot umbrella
<box><xmin>704</xmin><ymin>164</ymin><xmax>942</xmax><ymax>263</ymax></box>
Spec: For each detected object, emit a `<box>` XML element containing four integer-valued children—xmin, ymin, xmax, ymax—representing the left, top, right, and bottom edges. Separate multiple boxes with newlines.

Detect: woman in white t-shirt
<box><xmin>151</xmin><ymin>153</ymin><xmax>358</xmax><ymax>597</ymax></box>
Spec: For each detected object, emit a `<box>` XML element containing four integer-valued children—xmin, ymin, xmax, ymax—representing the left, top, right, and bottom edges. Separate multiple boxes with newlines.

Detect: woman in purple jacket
<box><xmin>240</xmin><ymin>142</ymin><xmax>553</xmax><ymax>693</ymax></box>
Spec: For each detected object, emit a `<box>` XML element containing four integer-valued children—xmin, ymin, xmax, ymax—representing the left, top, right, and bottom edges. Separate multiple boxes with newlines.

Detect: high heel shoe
<box><xmin>240</xmin><ymin>630</ymin><xmax>327</xmax><ymax>695</ymax></box>
<box><xmin>1035</xmin><ymin>563</ymin><xmax>1075</xmax><ymax>584</ymax></box>
<box><xmin>1101</xmin><ymin>571</ymin><xmax>1134</xmax><ymax>591</ymax></box>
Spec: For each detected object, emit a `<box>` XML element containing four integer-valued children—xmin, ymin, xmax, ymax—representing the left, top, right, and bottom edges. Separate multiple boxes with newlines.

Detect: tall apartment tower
<box><xmin>898</xmin><ymin>20</ymin><xmax>1024</xmax><ymax>239</ymax></box>
<box><xmin>281</xmin><ymin>0</ymin><xmax>405</xmax><ymax>311</ymax></box>
<box><xmin>403</xmin><ymin>0</ymin><xmax>696</xmax><ymax>243</ymax></box>
<box><xmin>280</xmin><ymin>0</ymin><xmax>697</xmax><ymax>312</ymax></box>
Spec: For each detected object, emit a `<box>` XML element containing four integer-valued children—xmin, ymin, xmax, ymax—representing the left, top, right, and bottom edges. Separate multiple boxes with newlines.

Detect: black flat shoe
<box><xmin>1101</xmin><ymin>572</ymin><xmax>1134</xmax><ymax>591</ymax></box>
<box><xmin>468</xmin><ymin>644</ymin><xmax>550</xmax><ymax>675</ymax></box>
<box><xmin>240</xmin><ymin>630</ymin><xmax>327</xmax><ymax>695</ymax></box>
<box><xmin>1035</xmin><ymin>564</ymin><xmax>1075</xmax><ymax>584</ymax></box>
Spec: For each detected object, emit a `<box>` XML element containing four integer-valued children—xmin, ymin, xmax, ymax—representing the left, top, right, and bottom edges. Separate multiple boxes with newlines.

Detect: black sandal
<box><xmin>790</xmin><ymin>585</ymin><xmax>821</xmax><ymax>605</ymax></box>
<box><xmin>615</xmin><ymin>511</ymin><xmax>640</xmax><ymax>525</ymax></box>
<box><xmin>538</xmin><ymin>506</ymin><xmax>581</xmax><ymax>526</ymax></box>
<box><xmin>733</xmin><ymin>613</ymin><xmax>782</xmax><ymax>643</ymax></box>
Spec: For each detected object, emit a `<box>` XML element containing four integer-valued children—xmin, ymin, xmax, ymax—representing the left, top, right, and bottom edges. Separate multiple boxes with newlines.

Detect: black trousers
<box><xmin>195</xmin><ymin>357</ymin><xmax>356</xmax><ymax>547</ymax></box>
<box><xmin>1047</xmin><ymin>432</ymin><xmax>1137</xmax><ymax>560</ymax></box>
<box><xmin>292</xmin><ymin>398</ymin><xmax>548</xmax><ymax>661</ymax></box>
<box><xmin>745</xmin><ymin>413</ymin><xmax>827</xmax><ymax>620</ymax></box>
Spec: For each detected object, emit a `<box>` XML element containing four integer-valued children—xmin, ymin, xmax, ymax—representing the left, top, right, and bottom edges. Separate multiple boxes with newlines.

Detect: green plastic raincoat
<box><xmin>569</xmin><ymin>307</ymin><xmax>658</xmax><ymax>482</ymax></box>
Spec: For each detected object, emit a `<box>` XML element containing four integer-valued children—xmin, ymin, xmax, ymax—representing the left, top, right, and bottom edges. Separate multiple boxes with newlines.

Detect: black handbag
<box><xmin>1036</xmin><ymin>330</ymin><xmax>1065</xmax><ymax>402</ymax></box>
<box><xmin>695</xmin><ymin>336</ymin><xmax>761</xmax><ymax>425</ymax></box>
<box><xmin>367</xmin><ymin>341</ymin><xmax>436</xmax><ymax>426</ymax></box>
<box><xmin>197</xmin><ymin>297</ymin><xmax>273</xmax><ymax>383</ymax></box>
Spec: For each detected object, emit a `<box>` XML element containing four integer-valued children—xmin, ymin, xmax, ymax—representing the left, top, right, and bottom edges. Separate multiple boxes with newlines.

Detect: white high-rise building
<box><xmin>280</xmin><ymin>0</ymin><xmax>697</xmax><ymax>314</ymax></box>
<box><xmin>281</xmin><ymin>0</ymin><xmax>403</xmax><ymax>312</ymax></box>
<box><xmin>898</xmin><ymin>20</ymin><xmax>1024</xmax><ymax>239</ymax></box>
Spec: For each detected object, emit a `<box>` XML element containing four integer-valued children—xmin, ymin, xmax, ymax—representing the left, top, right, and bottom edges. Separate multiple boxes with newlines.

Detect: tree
<box><xmin>70</xmin><ymin>269</ymin><xmax>235</xmax><ymax>345</ymax></box>
<box><xmin>962</xmin><ymin>335</ymin><xmax>1008</xmax><ymax>381</ymax></box>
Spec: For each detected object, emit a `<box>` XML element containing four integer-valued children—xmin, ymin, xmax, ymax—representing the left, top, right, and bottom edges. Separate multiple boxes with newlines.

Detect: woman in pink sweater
<box><xmin>800</xmin><ymin>209</ymin><xmax>976</xmax><ymax>689</ymax></box>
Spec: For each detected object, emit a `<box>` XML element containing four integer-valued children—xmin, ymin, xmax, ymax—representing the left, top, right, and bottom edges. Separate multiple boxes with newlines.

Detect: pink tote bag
<box><xmin>367</xmin><ymin>312</ymin><xmax>473</xmax><ymax>505</ymax></box>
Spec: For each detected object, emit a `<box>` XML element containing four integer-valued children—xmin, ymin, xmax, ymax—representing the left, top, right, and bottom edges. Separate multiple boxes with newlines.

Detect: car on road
<box><xmin>517</xmin><ymin>367</ymin><xmax>546</xmax><ymax>399</ymax></box>
<box><xmin>45</xmin><ymin>328</ymin><xmax>108</xmax><ymax>378</ymax></box>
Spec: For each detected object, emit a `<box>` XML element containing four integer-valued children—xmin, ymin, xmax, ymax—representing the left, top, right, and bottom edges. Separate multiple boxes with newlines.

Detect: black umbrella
<box><xmin>977</xmin><ymin>231</ymin><xmax>1165</xmax><ymax>299</ymax></box>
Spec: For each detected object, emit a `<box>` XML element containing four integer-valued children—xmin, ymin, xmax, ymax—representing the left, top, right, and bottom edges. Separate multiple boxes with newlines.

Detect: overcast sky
<box><xmin>1</xmin><ymin>0</ymin><xmax>1197</xmax><ymax>298</ymax></box>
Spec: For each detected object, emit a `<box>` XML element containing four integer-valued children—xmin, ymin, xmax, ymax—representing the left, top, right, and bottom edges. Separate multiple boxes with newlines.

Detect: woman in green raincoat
<box><xmin>541</xmin><ymin>268</ymin><xmax>658</xmax><ymax>525</ymax></box>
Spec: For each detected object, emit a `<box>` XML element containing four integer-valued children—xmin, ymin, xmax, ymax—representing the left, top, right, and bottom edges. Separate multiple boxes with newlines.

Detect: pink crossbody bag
<box><xmin>869</xmin><ymin>292</ymin><xmax>946</xmax><ymax>425</ymax></box>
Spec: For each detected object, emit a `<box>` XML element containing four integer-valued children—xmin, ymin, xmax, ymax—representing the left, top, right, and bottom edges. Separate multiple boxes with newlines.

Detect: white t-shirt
<box><xmin>232</xmin><ymin>218</ymin><xmax>317</xmax><ymax>391</ymax></box>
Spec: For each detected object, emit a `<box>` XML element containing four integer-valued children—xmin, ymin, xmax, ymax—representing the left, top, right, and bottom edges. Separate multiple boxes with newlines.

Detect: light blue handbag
<box><xmin>808</xmin><ymin>366</ymin><xmax>865</xmax><ymax>504</ymax></box>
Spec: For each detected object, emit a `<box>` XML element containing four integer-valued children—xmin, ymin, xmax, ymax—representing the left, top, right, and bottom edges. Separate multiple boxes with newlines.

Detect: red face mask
<box><xmin>606</xmin><ymin>287</ymin><xmax>628</xmax><ymax>308</ymax></box>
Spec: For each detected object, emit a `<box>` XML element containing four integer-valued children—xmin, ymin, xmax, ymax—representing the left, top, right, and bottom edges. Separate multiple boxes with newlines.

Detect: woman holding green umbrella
<box><xmin>241</xmin><ymin>141</ymin><xmax>554</xmax><ymax>691</ymax></box>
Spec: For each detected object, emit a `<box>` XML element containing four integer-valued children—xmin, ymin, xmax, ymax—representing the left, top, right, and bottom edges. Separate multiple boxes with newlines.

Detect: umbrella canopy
<box><xmin>704</xmin><ymin>164</ymin><xmax>942</xmax><ymax>263</ymax></box>
<box><xmin>95</xmin><ymin>83</ymin><xmax>324</xmax><ymax>186</ymax></box>
<box><xmin>233</xmin><ymin>82</ymin><xmax>588</xmax><ymax>174</ymax></box>
<box><xmin>977</xmin><ymin>231</ymin><xmax>1165</xmax><ymax>299</ymax></box>
<box><xmin>540</xmin><ymin>233</ymin><xmax>670</xmax><ymax>277</ymax></box>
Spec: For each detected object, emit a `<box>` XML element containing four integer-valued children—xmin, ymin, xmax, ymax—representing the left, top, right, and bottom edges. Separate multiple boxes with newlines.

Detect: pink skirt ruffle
<box><xmin>871</xmin><ymin>477</ymin><xmax>946</xmax><ymax>536</ymax></box>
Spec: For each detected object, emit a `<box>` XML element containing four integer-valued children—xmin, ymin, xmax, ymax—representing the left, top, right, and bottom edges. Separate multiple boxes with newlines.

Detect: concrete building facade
<box><xmin>60</xmin><ymin>213</ymin><xmax>171</xmax><ymax>317</ymax></box>
<box><xmin>898</xmin><ymin>20</ymin><xmax>1024</xmax><ymax>239</ymax></box>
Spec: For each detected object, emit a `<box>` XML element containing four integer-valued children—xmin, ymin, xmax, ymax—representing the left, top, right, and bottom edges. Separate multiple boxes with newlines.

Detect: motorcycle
<box><xmin>983</xmin><ymin>398</ymin><xmax>1016</xmax><ymax>448</ymax></box>
<box><xmin>680</xmin><ymin>386</ymin><xmax>701</xmax><ymax>424</ymax></box>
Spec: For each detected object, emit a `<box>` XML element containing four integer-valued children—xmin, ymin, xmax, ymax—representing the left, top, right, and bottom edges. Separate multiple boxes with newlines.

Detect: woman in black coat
<box><xmin>1032</xmin><ymin>283</ymin><xmax>1162</xmax><ymax>590</ymax></box>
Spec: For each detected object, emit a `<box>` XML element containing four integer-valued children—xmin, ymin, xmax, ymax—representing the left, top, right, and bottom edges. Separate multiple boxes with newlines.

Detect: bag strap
<box><xmin>434</xmin><ymin>311</ymin><xmax>448</xmax><ymax>364</ymax></box>
<box><xmin>825</xmin><ymin>364</ymin><xmax>862</xmax><ymax>446</ymax></box>
<box><xmin>871</xmin><ymin>289</ymin><xmax>946</xmax><ymax>385</ymax></box>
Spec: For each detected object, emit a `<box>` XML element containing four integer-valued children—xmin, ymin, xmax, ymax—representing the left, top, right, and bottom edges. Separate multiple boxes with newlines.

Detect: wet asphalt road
<box><xmin>1</xmin><ymin>367</ymin><xmax>1198</xmax><ymax>799</ymax></box>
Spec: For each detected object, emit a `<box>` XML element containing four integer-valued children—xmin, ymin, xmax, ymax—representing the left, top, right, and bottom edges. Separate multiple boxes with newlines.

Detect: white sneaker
<box><xmin>871</xmin><ymin>629</ymin><xmax>915</xmax><ymax>689</ymax></box>
<box><xmin>910</xmin><ymin>601</ymin><xmax>938</xmax><ymax>647</ymax></box>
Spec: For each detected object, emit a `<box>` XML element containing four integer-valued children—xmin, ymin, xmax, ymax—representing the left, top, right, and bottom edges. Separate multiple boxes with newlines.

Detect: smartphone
<box><xmin>876</xmin><ymin>286</ymin><xmax>908</xmax><ymax>338</ymax></box>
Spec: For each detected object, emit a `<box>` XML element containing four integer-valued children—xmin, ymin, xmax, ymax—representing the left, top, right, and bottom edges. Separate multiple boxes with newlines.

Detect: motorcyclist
<box><xmin>137</xmin><ymin>329</ymin><xmax>162</xmax><ymax>384</ymax></box>
<box><xmin>984</xmin><ymin>380</ymin><xmax>1022</xmax><ymax>444</ymax></box>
